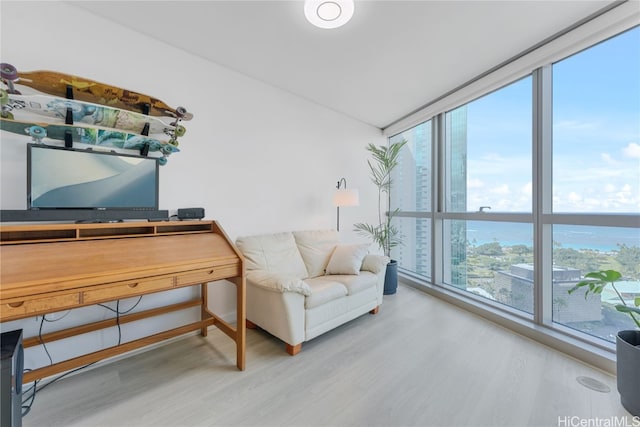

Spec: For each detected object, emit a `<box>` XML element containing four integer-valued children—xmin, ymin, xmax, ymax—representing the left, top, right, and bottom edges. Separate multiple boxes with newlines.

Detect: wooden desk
<box><xmin>0</xmin><ymin>220</ymin><xmax>246</xmax><ymax>382</ymax></box>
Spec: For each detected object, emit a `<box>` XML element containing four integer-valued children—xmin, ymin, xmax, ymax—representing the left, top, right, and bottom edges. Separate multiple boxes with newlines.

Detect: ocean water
<box><xmin>465</xmin><ymin>221</ymin><xmax>640</xmax><ymax>252</ymax></box>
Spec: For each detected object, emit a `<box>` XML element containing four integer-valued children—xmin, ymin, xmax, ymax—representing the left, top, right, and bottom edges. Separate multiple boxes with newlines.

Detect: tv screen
<box><xmin>27</xmin><ymin>144</ymin><xmax>159</xmax><ymax>210</ymax></box>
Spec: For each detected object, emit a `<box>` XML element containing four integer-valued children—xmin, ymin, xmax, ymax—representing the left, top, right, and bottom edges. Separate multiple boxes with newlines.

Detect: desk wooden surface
<box><xmin>1</xmin><ymin>232</ymin><xmax>238</xmax><ymax>299</ymax></box>
<box><xmin>0</xmin><ymin>220</ymin><xmax>246</xmax><ymax>377</ymax></box>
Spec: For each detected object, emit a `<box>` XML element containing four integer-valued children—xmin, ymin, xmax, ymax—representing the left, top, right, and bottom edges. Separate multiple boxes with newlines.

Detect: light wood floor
<box><xmin>23</xmin><ymin>285</ymin><xmax>632</xmax><ymax>427</ymax></box>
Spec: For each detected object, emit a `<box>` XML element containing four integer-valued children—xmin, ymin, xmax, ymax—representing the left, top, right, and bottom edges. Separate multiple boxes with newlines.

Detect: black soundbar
<box><xmin>0</xmin><ymin>209</ymin><xmax>169</xmax><ymax>223</ymax></box>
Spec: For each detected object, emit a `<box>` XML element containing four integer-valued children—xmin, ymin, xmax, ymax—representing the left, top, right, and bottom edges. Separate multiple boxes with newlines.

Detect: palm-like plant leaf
<box><xmin>356</xmin><ymin>140</ymin><xmax>408</xmax><ymax>257</ymax></box>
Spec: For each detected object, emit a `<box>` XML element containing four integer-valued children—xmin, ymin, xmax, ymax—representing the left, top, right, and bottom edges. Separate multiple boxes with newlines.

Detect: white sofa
<box><xmin>235</xmin><ymin>230</ymin><xmax>389</xmax><ymax>355</ymax></box>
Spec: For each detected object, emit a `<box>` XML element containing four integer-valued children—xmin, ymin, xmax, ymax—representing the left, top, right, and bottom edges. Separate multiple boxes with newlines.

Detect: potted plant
<box><xmin>568</xmin><ymin>269</ymin><xmax>640</xmax><ymax>416</ymax></box>
<box><xmin>354</xmin><ymin>139</ymin><xmax>407</xmax><ymax>295</ymax></box>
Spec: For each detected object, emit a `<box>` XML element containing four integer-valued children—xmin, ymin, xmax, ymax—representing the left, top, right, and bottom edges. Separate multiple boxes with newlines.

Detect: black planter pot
<box><xmin>617</xmin><ymin>330</ymin><xmax>640</xmax><ymax>417</ymax></box>
<box><xmin>383</xmin><ymin>259</ymin><xmax>398</xmax><ymax>295</ymax></box>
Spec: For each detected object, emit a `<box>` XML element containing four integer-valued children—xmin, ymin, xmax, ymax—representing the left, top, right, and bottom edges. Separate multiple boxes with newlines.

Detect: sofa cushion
<box><xmin>325</xmin><ymin>243</ymin><xmax>370</xmax><ymax>275</ymax></box>
<box><xmin>293</xmin><ymin>230</ymin><xmax>339</xmax><ymax>278</ymax></box>
<box><xmin>304</xmin><ymin>277</ymin><xmax>348</xmax><ymax>309</ymax></box>
<box><xmin>330</xmin><ymin>272</ymin><xmax>378</xmax><ymax>295</ymax></box>
<box><xmin>236</xmin><ymin>232</ymin><xmax>308</xmax><ymax>279</ymax></box>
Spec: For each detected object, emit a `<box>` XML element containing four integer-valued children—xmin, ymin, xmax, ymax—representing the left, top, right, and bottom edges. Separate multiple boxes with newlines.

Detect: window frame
<box><xmin>386</xmin><ymin>14</ymin><xmax>640</xmax><ymax>372</ymax></box>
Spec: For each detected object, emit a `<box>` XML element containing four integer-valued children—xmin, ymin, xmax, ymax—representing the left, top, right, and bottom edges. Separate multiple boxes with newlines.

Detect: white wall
<box><xmin>0</xmin><ymin>1</ymin><xmax>385</xmax><ymax>370</ymax></box>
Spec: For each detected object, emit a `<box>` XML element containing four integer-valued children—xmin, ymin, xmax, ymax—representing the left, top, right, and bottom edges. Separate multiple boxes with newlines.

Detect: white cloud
<box><xmin>623</xmin><ymin>142</ymin><xmax>640</xmax><ymax>159</ymax></box>
<box><xmin>552</xmin><ymin>184</ymin><xmax>640</xmax><ymax>212</ymax></box>
<box><xmin>583</xmin><ymin>197</ymin><xmax>602</xmax><ymax>209</ymax></box>
<box><xmin>600</xmin><ymin>153</ymin><xmax>616</xmax><ymax>165</ymax></box>
<box><xmin>480</xmin><ymin>153</ymin><xmax>506</xmax><ymax>162</ymax></box>
<box><xmin>554</xmin><ymin>120</ymin><xmax>598</xmax><ymax>132</ymax></box>
<box><xmin>491</xmin><ymin>184</ymin><xmax>510</xmax><ymax>195</ymax></box>
<box><xmin>468</xmin><ymin>178</ymin><xmax>484</xmax><ymax>189</ymax></box>
<box><xmin>568</xmin><ymin>192</ymin><xmax>582</xmax><ymax>202</ymax></box>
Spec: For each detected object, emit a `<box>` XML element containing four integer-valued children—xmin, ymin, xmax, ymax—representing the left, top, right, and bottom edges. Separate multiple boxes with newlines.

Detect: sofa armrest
<box><xmin>361</xmin><ymin>254</ymin><xmax>390</xmax><ymax>275</ymax></box>
<box><xmin>246</xmin><ymin>270</ymin><xmax>312</xmax><ymax>296</ymax></box>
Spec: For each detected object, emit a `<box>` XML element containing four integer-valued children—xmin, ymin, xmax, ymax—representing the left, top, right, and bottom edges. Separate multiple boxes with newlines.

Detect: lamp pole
<box><xmin>336</xmin><ymin>178</ymin><xmax>346</xmax><ymax>231</ymax></box>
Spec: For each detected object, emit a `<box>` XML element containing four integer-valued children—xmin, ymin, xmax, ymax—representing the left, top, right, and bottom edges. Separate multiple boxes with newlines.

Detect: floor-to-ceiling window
<box><xmin>391</xmin><ymin>121</ymin><xmax>432</xmax><ymax>280</ymax></box>
<box><xmin>550</xmin><ymin>27</ymin><xmax>640</xmax><ymax>341</ymax></box>
<box><xmin>390</xmin><ymin>25</ymin><xmax>639</xmax><ymax>348</ymax></box>
<box><xmin>443</xmin><ymin>77</ymin><xmax>533</xmax><ymax>313</ymax></box>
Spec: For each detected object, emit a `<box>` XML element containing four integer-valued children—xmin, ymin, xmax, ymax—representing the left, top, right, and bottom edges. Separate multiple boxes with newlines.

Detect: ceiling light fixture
<box><xmin>304</xmin><ymin>0</ymin><xmax>355</xmax><ymax>29</ymax></box>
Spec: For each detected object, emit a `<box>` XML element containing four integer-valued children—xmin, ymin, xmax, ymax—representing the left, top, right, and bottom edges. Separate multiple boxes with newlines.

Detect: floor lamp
<box><xmin>333</xmin><ymin>178</ymin><xmax>359</xmax><ymax>231</ymax></box>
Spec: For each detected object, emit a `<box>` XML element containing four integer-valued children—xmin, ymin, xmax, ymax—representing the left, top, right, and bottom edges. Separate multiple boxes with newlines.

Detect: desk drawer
<box><xmin>1</xmin><ymin>293</ymin><xmax>80</xmax><ymax>321</ymax></box>
<box><xmin>176</xmin><ymin>265</ymin><xmax>240</xmax><ymax>286</ymax></box>
<box><xmin>83</xmin><ymin>276</ymin><xmax>174</xmax><ymax>303</ymax></box>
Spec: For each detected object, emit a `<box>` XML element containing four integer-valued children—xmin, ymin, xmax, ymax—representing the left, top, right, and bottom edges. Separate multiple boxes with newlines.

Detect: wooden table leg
<box><xmin>235</xmin><ymin>276</ymin><xmax>246</xmax><ymax>370</ymax></box>
<box><xmin>201</xmin><ymin>283</ymin><xmax>209</xmax><ymax>337</ymax></box>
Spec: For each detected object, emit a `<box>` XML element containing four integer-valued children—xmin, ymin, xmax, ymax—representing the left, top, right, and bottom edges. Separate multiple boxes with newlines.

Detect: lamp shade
<box><xmin>333</xmin><ymin>188</ymin><xmax>359</xmax><ymax>207</ymax></box>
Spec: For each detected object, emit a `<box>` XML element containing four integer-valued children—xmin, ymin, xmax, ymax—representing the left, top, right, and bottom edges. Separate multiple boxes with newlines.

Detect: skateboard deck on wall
<box><xmin>0</xmin><ymin>117</ymin><xmax>179</xmax><ymax>165</ymax></box>
<box><xmin>1</xmin><ymin>63</ymin><xmax>193</xmax><ymax>121</ymax></box>
<box><xmin>2</xmin><ymin>90</ymin><xmax>186</xmax><ymax>143</ymax></box>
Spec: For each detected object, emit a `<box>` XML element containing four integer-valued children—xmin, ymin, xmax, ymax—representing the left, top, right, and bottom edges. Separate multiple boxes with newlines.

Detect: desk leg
<box><xmin>201</xmin><ymin>283</ymin><xmax>209</xmax><ymax>337</ymax></box>
<box><xmin>232</xmin><ymin>276</ymin><xmax>246</xmax><ymax>371</ymax></box>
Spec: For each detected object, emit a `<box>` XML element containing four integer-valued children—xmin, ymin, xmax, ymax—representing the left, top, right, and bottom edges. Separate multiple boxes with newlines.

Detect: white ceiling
<box><xmin>71</xmin><ymin>0</ymin><xmax>615</xmax><ymax>129</ymax></box>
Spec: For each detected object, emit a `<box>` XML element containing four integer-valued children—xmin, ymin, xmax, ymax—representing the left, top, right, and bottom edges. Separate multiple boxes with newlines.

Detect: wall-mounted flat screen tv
<box><xmin>27</xmin><ymin>144</ymin><xmax>159</xmax><ymax>210</ymax></box>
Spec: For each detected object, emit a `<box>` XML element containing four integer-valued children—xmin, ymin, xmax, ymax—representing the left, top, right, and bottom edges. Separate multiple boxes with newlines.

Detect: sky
<box><xmin>465</xmin><ymin>26</ymin><xmax>640</xmax><ymax>214</ymax></box>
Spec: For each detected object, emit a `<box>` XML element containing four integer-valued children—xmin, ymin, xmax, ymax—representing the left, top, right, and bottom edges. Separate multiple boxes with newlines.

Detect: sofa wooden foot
<box><xmin>286</xmin><ymin>343</ymin><xmax>302</xmax><ymax>356</ymax></box>
<box><xmin>246</xmin><ymin>319</ymin><xmax>257</xmax><ymax>329</ymax></box>
<box><xmin>369</xmin><ymin>306</ymin><xmax>379</xmax><ymax>315</ymax></box>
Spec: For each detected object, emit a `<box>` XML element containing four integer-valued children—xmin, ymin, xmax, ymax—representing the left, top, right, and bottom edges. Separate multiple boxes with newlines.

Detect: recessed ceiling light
<box><xmin>304</xmin><ymin>0</ymin><xmax>355</xmax><ymax>29</ymax></box>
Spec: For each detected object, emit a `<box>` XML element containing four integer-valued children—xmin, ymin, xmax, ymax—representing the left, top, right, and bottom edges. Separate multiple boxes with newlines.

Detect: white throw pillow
<box><xmin>325</xmin><ymin>244</ymin><xmax>370</xmax><ymax>275</ymax></box>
